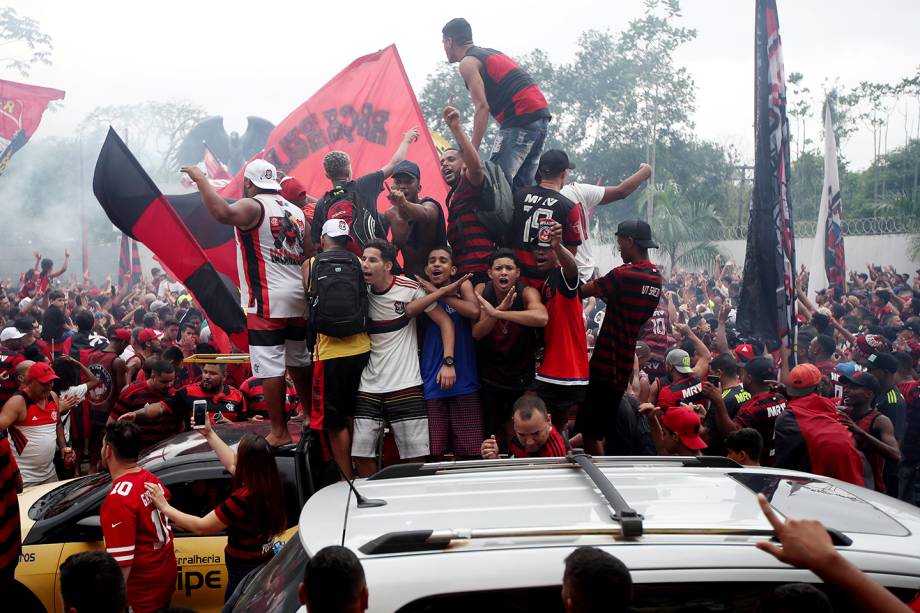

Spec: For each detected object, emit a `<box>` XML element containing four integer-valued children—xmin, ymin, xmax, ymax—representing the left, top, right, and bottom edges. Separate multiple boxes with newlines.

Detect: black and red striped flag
<box><xmin>94</xmin><ymin>128</ymin><xmax>247</xmax><ymax>350</ymax></box>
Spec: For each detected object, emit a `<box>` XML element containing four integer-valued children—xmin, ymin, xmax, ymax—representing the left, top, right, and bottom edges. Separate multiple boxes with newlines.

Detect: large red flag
<box><xmin>0</xmin><ymin>78</ymin><xmax>65</xmax><ymax>175</ymax></box>
<box><xmin>221</xmin><ymin>44</ymin><xmax>446</xmax><ymax>212</ymax></box>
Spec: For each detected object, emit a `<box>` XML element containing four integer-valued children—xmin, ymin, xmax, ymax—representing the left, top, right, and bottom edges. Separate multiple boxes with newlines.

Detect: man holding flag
<box><xmin>182</xmin><ymin>160</ymin><xmax>309</xmax><ymax>447</ymax></box>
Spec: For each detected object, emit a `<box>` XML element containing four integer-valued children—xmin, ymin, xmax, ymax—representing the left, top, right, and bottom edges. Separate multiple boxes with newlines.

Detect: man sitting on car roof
<box><xmin>481</xmin><ymin>395</ymin><xmax>567</xmax><ymax>459</ymax></box>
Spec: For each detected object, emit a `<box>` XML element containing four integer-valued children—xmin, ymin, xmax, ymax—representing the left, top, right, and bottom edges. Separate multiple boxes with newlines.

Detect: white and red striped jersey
<box><xmin>236</xmin><ymin>193</ymin><xmax>308</xmax><ymax>318</ymax></box>
<box><xmin>9</xmin><ymin>392</ymin><xmax>58</xmax><ymax>485</ymax></box>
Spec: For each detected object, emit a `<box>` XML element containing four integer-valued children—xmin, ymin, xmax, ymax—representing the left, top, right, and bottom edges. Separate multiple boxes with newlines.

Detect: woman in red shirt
<box><xmin>145</xmin><ymin>419</ymin><xmax>286</xmax><ymax>601</ymax></box>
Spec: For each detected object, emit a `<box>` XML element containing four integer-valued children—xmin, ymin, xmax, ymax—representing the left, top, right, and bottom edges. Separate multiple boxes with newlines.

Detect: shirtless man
<box><xmin>383</xmin><ymin>160</ymin><xmax>446</xmax><ymax>278</ymax></box>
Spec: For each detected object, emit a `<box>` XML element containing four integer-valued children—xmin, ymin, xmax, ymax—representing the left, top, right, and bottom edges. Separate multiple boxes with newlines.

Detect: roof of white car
<box><xmin>298</xmin><ymin>456</ymin><xmax>920</xmax><ymax>562</ymax></box>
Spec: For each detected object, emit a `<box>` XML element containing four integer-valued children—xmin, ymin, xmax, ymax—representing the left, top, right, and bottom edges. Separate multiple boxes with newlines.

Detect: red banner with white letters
<box><xmin>221</xmin><ymin>44</ymin><xmax>446</xmax><ymax>212</ymax></box>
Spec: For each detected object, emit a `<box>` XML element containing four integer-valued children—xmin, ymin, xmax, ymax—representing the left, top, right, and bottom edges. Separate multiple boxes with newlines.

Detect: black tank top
<box><xmin>477</xmin><ymin>281</ymin><xmax>537</xmax><ymax>389</ymax></box>
<box><xmin>464</xmin><ymin>46</ymin><xmax>550</xmax><ymax>128</ymax></box>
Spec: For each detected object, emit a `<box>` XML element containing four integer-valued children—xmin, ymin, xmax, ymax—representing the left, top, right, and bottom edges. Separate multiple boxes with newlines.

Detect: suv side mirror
<box><xmin>76</xmin><ymin>515</ymin><xmax>103</xmax><ymax>541</ymax></box>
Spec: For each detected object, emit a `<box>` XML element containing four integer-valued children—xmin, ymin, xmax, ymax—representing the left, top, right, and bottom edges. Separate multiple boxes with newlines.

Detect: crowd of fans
<box><xmin>2</xmin><ymin>15</ymin><xmax>920</xmax><ymax>613</ymax></box>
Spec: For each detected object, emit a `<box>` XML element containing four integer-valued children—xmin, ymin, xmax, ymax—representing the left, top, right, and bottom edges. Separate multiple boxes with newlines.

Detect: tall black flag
<box><xmin>737</xmin><ymin>0</ymin><xmax>797</xmax><ymax>352</ymax></box>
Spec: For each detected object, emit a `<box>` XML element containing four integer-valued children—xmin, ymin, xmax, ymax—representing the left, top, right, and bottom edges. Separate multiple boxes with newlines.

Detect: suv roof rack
<box><xmin>357</xmin><ymin>525</ymin><xmax>853</xmax><ymax>556</ymax></box>
<box><xmin>367</xmin><ymin>455</ymin><xmax>741</xmax><ymax>481</ymax></box>
<box><xmin>567</xmin><ymin>451</ymin><xmax>643</xmax><ymax>537</ymax></box>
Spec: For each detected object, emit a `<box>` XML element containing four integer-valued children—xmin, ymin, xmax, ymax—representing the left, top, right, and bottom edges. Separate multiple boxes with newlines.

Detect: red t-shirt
<box><xmin>509</xmin><ymin>426</ymin><xmax>567</xmax><ymax>458</ymax></box>
<box><xmin>101</xmin><ymin>469</ymin><xmax>176</xmax><ymax>613</ymax></box>
<box><xmin>536</xmin><ymin>268</ymin><xmax>588</xmax><ymax>386</ymax></box>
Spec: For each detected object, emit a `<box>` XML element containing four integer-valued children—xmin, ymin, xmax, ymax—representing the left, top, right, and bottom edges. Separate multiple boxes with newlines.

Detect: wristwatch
<box><xmin>442</xmin><ymin>356</ymin><xmax>456</xmax><ymax>367</ymax></box>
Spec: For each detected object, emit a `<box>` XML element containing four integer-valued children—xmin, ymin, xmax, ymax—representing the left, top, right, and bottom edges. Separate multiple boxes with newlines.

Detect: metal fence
<box><xmin>715</xmin><ymin>217</ymin><xmax>920</xmax><ymax>241</ymax></box>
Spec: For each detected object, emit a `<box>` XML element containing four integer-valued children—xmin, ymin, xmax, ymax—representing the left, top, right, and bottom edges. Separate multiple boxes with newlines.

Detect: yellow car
<box><xmin>15</xmin><ymin>421</ymin><xmax>317</xmax><ymax>613</ymax></box>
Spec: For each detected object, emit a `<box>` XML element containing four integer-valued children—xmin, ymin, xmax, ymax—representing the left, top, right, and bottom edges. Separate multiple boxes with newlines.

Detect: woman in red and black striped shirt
<box><xmin>144</xmin><ymin>418</ymin><xmax>286</xmax><ymax>601</ymax></box>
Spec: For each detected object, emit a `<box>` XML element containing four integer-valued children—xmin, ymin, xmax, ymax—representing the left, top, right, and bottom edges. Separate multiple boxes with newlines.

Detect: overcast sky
<box><xmin>11</xmin><ymin>0</ymin><xmax>920</xmax><ymax>170</ymax></box>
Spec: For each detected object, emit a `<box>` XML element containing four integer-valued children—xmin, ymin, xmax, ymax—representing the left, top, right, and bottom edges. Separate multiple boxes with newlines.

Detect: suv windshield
<box><xmin>731</xmin><ymin>473</ymin><xmax>909</xmax><ymax>536</ymax></box>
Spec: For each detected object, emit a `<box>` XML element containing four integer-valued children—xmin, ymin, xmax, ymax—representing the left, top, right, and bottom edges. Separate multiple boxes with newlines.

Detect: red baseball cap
<box><xmin>733</xmin><ymin>343</ymin><xmax>755</xmax><ymax>363</ymax></box>
<box><xmin>138</xmin><ymin>328</ymin><xmax>163</xmax><ymax>344</ymax></box>
<box><xmin>28</xmin><ymin>361</ymin><xmax>59</xmax><ymax>384</ymax></box>
<box><xmin>113</xmin><ymin>328</ymin><xmax>132</xmax><ymax>342</ymax></box>
<box><xmin>280</xmin><ymin>176</ymin><xmax>307</xmax><ymax>203</ymax></box>
<box><xmin>661</xmin><ymin>407</ymin><xmax>707</xmax><ymax>450</ymax></box>
<box><xmin>786</xmin><ymin>363</ymin><xmax>821</xmax><ymax>397</ymax></box>
<box><xmin>856</xmin><ymin>334</ymin><xmax>890</xmax><ymax>356</ymax></box>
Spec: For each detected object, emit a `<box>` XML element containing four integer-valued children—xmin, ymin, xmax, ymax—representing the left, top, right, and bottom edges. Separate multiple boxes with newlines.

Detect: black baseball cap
<box><xmin>537</xmin><ymin>149</ymin><xmax>575</xmax><ymax>177</ymax></box>
<box><xmin>865</xmin><ymin>352</ymin><xmax>898</xmax><ymax>374</ymax></box>
<box><xmin>841</xmin><ymin>370</ymin><xmax>881</xmax><ymax>395</ymax></box>
<box><xmin>392</xmin><ymin>160</ymin><xmax>420</xmax><ymax>180</ymax></box>
<box><xmin>615</xmin><ymin>219</ymin><xmax>659</xmax><ymax>249</ymax></box>
<box><xmin>743</xmin><ymin>356</ymin><xmax>776</xmax><ymax>383</ymax></box>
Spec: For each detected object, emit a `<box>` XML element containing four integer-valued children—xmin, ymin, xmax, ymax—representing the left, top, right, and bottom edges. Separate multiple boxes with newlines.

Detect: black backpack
<box><xmin>308</xmin><ymin>250</ymin><xmax>368</xmax><ymax>338</ymax></box>
<box><xmin>321</xmin><ymin>181</ymin><xmax>383</xmax><ymax>249</ymax></box>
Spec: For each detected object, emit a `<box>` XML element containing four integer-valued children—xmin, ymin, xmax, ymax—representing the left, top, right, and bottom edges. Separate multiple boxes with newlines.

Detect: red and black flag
<box><xmin>0</xmin><ymin>78</ymin><xmax>64</xmax><ymax>176</ymax></box>
<box><xmin>737</xmin><ymin>0</ymin><xmax>796</xmax><ymax>353</ymax></box>
<box><xmin>94</xmin><ymin>128</ymin><xmax>247</xmax><ymax>349</ymax></box>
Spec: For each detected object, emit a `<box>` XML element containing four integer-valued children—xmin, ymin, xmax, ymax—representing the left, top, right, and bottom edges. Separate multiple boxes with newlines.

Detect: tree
<box><xmin>787</xmin><ymin>72</ymin><xmax>813</xmax><ymax>160</ymax></box>
<box><xmin>616</xmin><ymin>0</ymin><xmax>697</xmax><ymax>223</ymax></box>
<box><xmin>0</xmin><ymin>8</ymin><xmax>53</xmax><ymax>77</ymax></box>
<box><xmin>79</xmin><ymin>101</ymin><xmax>208</xmax><ymax>181</ymax></box>
<box><xmin>637</xmin><ymin>182</ymin><xmax>722</xmax><ymax>274</ymax></box>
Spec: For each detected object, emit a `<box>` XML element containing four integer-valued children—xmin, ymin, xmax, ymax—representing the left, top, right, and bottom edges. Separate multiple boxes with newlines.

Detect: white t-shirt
<box><xmin>359</xmin><ymin>276</ymin><xmax>435</xmax><ymax>394</ymax></box>
<box><xmin>560</xmin><ymin>183</ymin><xmax>606</xmax><ymax>283</ymax></box>
<box><xmin>60</xmin><ymin>384</ymin><xmax>89</xmax><ymax>446</ymax></box>
<box><xmin>12</xmin><ymin>395</ymin><xmax>60</xmax><ymax>486</ymax></box>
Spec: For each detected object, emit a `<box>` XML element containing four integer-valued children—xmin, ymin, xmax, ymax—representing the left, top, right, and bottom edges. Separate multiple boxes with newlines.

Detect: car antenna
<box><xmin>333</xmin><ymin>455</ymin><xmax>386</xmax><ymax>508</ymax></box>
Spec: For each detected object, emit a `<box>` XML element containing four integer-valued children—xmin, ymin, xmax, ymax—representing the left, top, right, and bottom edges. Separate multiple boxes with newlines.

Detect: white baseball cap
<box><xmin>0</xmin><ymin>327</ymin><xmax>25</xmax><ymax>342</ymax></box>
<box><xmin>321</xmin><ymin>218</ymin><xmax>352</xmax><ymax>240</ymax></box>
<box><xmin>244</xmin><ymin>159</ymin><xmax>281</xmax><ymax>191</ymax></box>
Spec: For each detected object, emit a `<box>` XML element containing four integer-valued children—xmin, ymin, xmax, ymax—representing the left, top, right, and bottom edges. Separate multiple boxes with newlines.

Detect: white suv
<box><xmin>228</xmin><ymin>454</ymin><xmax>920</xmax><ymax>612</ymax></box>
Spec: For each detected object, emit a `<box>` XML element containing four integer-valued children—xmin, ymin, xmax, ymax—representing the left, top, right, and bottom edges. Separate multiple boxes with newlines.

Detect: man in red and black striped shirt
<box><xmin>481</xmin><ymin>395</ymin><xmax>566</xmax><ymax>459</ymax></box>
<box><xmin>441</xmin><ymin>105</ymin><xmax>495</xmax><ymax>285</ymax></box>
<box><xmin>108</xmin><ymin>360</ymin><xmax>176</xmax><ymax>451</ymax></box>
<box><xmin>579</xmin><ymin>220</ymin><xmax>662</xmax><ymax>454</ymax></box>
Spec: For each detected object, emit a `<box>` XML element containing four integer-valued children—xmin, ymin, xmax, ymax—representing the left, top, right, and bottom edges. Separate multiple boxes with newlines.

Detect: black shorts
<box><xmin>311</xmin><ymin>352</ymin><xmax>369</xmax><ymax>431</ymax></box>
<box><xmin>575</xmin><ymin>379</ymin><xmax>627</xmax><ymax>439</ymax></box>
<box><xmin>531</xmin><ymin>380</ymin><xmax>587</xmax><ymax>418</ymax></box>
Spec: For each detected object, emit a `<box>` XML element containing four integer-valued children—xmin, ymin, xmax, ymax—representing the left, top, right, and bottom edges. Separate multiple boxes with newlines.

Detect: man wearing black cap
<box><xmin>840</xmin><ymin>371</ymin><xmax>901</xmax><ymax>494</ymax></box>
<box><xmin>579</xmin><ymin>219</ymin><xmax>662</xmax><ymax>455</ymax></box>
<box><xmin>865</xmin><ymin>352</ymin><xmax>905</xmax><ymax>493</ymax></box>
<box><xmin>508</xmin><ymin>149</ymin><xmax>582</xmax><ymax>289</ymax></box>
<box><xmin>383</xmin><ymin>160</ymin><xmax>447</xmax><ymax>278</ymax></box>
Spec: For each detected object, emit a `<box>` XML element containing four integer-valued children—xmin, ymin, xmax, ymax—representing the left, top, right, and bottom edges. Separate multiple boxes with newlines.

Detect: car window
<box><xmin>730</xmin><ymin>473</ymin><xmax>909</xmax><ymax>536</ymax></box>
<box><xmin>30</xmin><ymin>472</ymin><xmax>110</xmax><ymax>520</ymax></box>
<box><xmin>164</xmin><ymin>476</ymin><xmax>233</xmax><ymax>536</ymax></box>
<box><xmin>395</xmin><ymin>581</ymin><xmax>916</xmax><ymax>612</ymax></box>
<box><xmin>227</xmin><ymin>534</ymin><xmax>308</xmax><ymax>612</ymax></box>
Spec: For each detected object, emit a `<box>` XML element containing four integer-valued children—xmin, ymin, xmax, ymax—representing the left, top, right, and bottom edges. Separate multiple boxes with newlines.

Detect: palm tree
<box><xmin>638</xmin><ymin>182</ymin><xmax>723</xmax><ymax>275</ymax></box>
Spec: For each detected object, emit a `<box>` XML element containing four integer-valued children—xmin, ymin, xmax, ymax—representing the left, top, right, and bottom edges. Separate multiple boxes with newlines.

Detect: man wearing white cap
<box><xmin>183</xmin><ymin>159</ymin><xmax>310</xmax><ymax>447</ymax></box>
<box><xmin>303</xmin><ymin>220</ymin><xmax>369</xmax><ymax>479</ymax></box>
<box><xmin>1</xmin><ymin>327</ymin><xmax>32</xmax><ymax>407</ymax></box>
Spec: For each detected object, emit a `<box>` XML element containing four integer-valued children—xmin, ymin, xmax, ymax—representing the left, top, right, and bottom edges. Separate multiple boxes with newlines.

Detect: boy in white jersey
<box><xmin>182</xmin><ymin>159</ymin><xmax>311</xmax><ymax>447</ymax></box>
<box><xmin>352</xmin><ymin>239</ymin><xmax>467</xmax><ymax>476</ymax></box>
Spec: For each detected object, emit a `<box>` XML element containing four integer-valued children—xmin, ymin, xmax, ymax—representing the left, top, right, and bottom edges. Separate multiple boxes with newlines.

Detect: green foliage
<box><xmin>0</xmin><ymin>7</ymin><xmax>53</xmax><ymax>77</ymax></box>
<box><xmin>637</xmin><ymin>182</ymin><xmax>722</xmax><ymax>273</ymax></box>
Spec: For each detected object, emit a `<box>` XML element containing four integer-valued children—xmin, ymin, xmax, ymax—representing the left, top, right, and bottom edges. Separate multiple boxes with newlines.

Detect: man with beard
<box><xmin>126</xmin><ymin>328</ymin><xmax>163</xmax><ymax>384</ymax></box>
<box><xmin>108</xmin><ymin>360</ymin><xmax>177</xmax><ymax>451</ymax></box>
<box><xmin>121</xmin><ymin>363</ymin><xmax>246</xmax><ymax>430</ymax></box>
<box><xmin>440</xmin><ymin>105</ymin><xmax>495</xmax><ymax>285</ymax></box>
<box><xmin>383</xmin><ymin>160</ymin><xmax>446</xmax><ymax>278</ymax></box>
<box><xmin>184</xmin><ymin>159</ymin><xmax>309</xmax><ymax>447</ymax></box>
<box><xmin>840</xmin><ymin>371</ymin><xmax>901</xmax><ymax>493</ymax></box>
<box><xmin>0</xmin><ymin>326</ymin><xmax>33</xmax><ymax>406</ymax></box>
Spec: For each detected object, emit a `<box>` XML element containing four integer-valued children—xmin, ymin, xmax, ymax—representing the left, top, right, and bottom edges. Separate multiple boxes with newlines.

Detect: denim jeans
<box><xmin>490</xmin><ymin>117</ymin><xmax>549</xmax><ymax>191</ymax></box>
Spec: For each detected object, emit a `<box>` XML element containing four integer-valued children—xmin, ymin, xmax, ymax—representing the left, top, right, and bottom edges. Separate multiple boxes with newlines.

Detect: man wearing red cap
<box><xmin>0</xmin><ymin>362</ymin><xmax>77</xmax><ymax>486</ymax></box>
<box><xmin>773</xmin><ymin>363</ymin><xmax>866</xmax><ymax>486</ymax></box>
<box><xmin>641</xmin><ymin>405</ymin><xmax>707</xmax><ymax>456</ymax></box>
<box><xmin>125</xmin><ymin>328</ymin><xmax>163</xmax><ymax>384</ymax></box>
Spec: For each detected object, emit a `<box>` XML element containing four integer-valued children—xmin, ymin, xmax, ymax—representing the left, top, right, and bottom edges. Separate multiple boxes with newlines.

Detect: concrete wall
<box><xmin>594</xmin><ymin>233</ymin><xmax>919</xmax><ymax>277</ymax></box>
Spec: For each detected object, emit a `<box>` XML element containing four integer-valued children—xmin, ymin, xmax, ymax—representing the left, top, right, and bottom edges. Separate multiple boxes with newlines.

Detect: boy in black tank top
<box><xmin>472</xmin><ymin>249</ymin><xmax>547</xmax><ymax>448</ymax></box>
